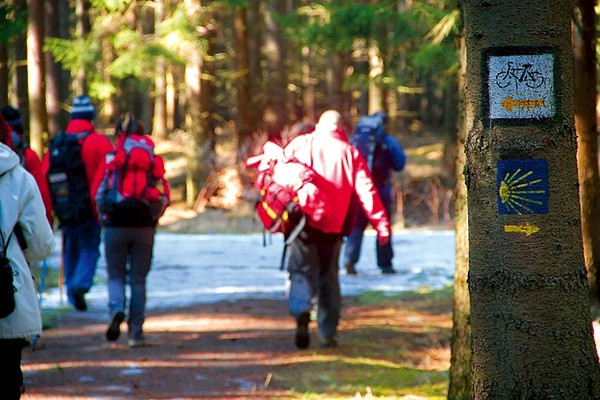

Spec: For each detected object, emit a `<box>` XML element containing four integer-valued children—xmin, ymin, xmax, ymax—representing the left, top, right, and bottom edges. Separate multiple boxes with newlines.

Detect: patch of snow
<box><xmin>40</xmin><ymin>230</ymin><xmax>455</xmax><ymax>311</ymax></box>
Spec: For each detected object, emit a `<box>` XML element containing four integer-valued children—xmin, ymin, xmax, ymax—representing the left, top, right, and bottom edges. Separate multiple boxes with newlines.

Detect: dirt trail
<box><xmin>22</xmin><ymin>299</ymin><xmax>302</xmax><ymax>399</ymax></box>
<box><xmin>21</xmin><ymin>295</ymin><xmax>454</xmax><ymax>400</ymax></box>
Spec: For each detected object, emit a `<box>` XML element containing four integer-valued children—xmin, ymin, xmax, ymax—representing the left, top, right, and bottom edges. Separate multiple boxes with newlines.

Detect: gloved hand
<box><xmin>377</xmin><ymin>235</ymin><xmax>390</xmax><ymax>246</ymax></box>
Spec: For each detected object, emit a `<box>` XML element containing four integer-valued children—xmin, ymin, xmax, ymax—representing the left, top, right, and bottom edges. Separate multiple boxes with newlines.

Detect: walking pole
<box><xmin>38</xmin><ymin>259</ymin><xmax>48</xmax><ymax>307</ymax></box>
<box><xmin>59</xmin><ymin>232</ymin><xmax>64</xmax><ymax>304</ymax></box>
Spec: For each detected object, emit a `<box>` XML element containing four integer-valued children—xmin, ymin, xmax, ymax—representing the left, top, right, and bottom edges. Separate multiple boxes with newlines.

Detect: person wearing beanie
<box><xmin>0</xmin><ymin>105</ymin><xmax>53</xmax><ymax>227</ymax></box>
<box><xmin>70</xmin><ymin>95</ymin><xmax>96</xmax><ymax>121</ymax></box>
<box><xmin>42</xmin><ymin>94</ymin><xmax>113</xmax><ymax>312</ymax></box>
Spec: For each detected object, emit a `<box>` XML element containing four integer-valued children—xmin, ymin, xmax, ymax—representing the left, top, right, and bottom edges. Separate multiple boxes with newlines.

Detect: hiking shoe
<box><xmin>106</xmin><ymin>311</ymin><xmax>125</xmax><ymax>341</ymax></box>
<box><xmin>320</xmin><ymin>337</ymin><xmax>338</xmax><ymax>348</ymax></box>
<box><xmin>72</xmin><ymin>293</ymin><xmax>87</xmax><ymax>312</ymax></box>
<box><xmin>345</xmin><ymin>263</ymin><xmax>357</xmax><ymax>275</ymax></box>
<box><xmin>128</xmin><ymin>338</ymin><xmax>146</xmax><ymax>348</ymax></box>
<box><xmin>295</xmin><ymin>312</ymin><xmax>311</xmax><ymax>349</ymax></box>
<box><xmin>381</xmin><ymin>266</ymin><xmax>397</xmax><ymax>274</ymax></box>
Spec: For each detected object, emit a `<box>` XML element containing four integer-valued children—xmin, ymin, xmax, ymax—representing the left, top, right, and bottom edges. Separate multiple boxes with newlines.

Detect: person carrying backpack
<box><xmin>93</xmin><ymin>113</ymin><xmax>170</xmax><ymax>347</ymax></box>
<box><xmin>342</xmin><ymin>111</ymin><xmax>406</xmax><ymax>275</ymax></box>
<box><xmin>0</xmin><ymin>115</ymin><xmax>55</xmax><ymax>399</ymax></box>
<box><xmin>0</xmin><ymin>106</ymin><xmax>53</xmax><ymax>227</ymax></box>
<box><xmin>42</xmin><ymin>95</ymin><xmax>113</xmax><ymax>312</ymax></box>
<box><xmin>275</xmin><ymin>110</ymin><xmax>390</xmax><ymax>349</ymax></box>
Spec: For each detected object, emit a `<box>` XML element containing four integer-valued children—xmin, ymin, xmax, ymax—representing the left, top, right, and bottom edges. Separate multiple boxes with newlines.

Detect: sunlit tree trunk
<box><xmin>183</xmin><ymin>0</ymin><xmax>209</xmax><ymax>208</ymax></box>
<box><xmin>573</xmin><ymin>0</ymin><xmax>600</xmax><ymax>301</ymax></box>
<box><xmin>27</xmin><ymin>0</ymin><xmax>49</xmax><ymax>156</ymax></box>
<box><xmin>447</xmin><ymin>14</ymin><xmax>471</xmax><ymax>400</ymax></box>
<box><xmin>301</xmin><ymin>45</ymin><xmax>316</xmax><ymax>123</ymax></box>
<box><xmin>166</xmin><ymin>66</ymin><xmax>176</xmax><ymax>131</ymax></box>
<box><xmin>463</xmin><ymin>0</ymin><xmax>600</xmax><ymax>397</ymax></box>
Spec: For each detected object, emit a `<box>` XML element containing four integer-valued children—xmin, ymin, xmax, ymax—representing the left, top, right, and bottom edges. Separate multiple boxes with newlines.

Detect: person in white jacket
<box><xmin>0</xmin><ymin>137</ymin><xmax>55</xmax><ymax>398</ymax></box>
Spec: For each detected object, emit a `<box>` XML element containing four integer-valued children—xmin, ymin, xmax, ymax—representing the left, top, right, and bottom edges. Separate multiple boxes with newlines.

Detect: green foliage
<box><xmin>90</xmin><ymin>0</ymin><xmax>134</xmax><ymax>13</ymax></box>
<box><xmin>0</xmin><ymin>1</ymin><xmax>26</xmax><ymax>44</ymax></box>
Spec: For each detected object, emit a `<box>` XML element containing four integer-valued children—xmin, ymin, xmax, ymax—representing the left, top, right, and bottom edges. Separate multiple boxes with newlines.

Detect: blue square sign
<box><xmin>497</xmin><ymin>159</ymin><xmax>549</xmax><ymax>215</ymax></box>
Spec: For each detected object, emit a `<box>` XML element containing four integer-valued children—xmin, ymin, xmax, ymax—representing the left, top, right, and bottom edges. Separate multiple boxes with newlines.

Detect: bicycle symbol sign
<box><xmin>488</xmin><ymin>53</ymin><xmax>555</xmax><ymax>119</ymax></box>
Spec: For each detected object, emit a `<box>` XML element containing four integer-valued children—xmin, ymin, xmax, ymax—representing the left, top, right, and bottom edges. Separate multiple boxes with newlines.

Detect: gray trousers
<box><xmin>103</xmin><ymin>226</ymin><xmax>155</xmax><ymax>340</ymax></box>
<box><xmin>286</xmin><ymin>227</ymin><xmax>342</xmax><ymax>340</ymax></box>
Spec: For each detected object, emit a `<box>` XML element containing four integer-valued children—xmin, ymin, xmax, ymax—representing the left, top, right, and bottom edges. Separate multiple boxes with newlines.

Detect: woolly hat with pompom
<box><xmin>70</xmin><ymin>95</ymin><xmax>96</xmax><ymax>121</ymax></box>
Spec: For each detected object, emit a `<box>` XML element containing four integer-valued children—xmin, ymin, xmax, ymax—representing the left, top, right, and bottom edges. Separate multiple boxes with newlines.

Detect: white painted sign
<box><xmin>488</xmin><ymin>53</ymin><xmax>555</xmax><ymax>119</ymax></box>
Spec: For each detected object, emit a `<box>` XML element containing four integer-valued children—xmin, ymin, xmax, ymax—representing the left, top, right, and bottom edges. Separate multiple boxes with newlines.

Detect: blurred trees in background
<box><xmin>0</xmin><ymin>0</ymin><xmax>459</xmax><ymax>204</ymax></box>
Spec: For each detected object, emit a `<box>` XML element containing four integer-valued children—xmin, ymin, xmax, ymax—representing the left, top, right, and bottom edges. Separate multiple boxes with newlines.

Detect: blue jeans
<box><xmin>342</xmin><ymin>199</ymin><xmax>394</xmax><ymax>269</ymax></box>
<box><xmin>61</xmin><ymin>218</ymin><xmax>101</xmax><ymax>305</ymax></box>
<box><xmin>287</xmin><ymin>227</ymin><xmax>342</xmax><ymax>340</ymax></box>
<box><xmin>103</xmin><ymin>227</ymin><xmax>155</xmax><ymax>340</ymax></box>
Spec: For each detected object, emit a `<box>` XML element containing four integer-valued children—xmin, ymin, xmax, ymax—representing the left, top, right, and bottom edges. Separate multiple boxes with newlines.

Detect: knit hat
<box><xmin>0</xmin><ymin>106</ymin><xmax>23</xmax><ymax>135</ymax></box>
<box><xmin>70</xmin><ymin>95</ymin><xmax>96</xmax><ymax>121</ymax></box>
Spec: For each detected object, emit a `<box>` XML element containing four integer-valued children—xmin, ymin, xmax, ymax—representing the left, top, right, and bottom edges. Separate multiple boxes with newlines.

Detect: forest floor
<box><xmin>22</xmin><ymin>291</ymin><xmax>453</xmax><ymax>399</ymax></box>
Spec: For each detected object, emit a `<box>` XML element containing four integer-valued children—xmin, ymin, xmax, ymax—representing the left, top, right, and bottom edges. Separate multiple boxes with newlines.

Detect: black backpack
<box><xmin>47</xmin><ymin>131</ymin><xmax>93</xmax><ymax>226</ymax></box>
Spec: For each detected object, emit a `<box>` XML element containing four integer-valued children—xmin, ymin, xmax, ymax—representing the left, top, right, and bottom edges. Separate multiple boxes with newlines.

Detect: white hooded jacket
<box><xmin>0</xmin><ymin>142</ymin><xmax>55</xmax><ymax>340</ymax></box>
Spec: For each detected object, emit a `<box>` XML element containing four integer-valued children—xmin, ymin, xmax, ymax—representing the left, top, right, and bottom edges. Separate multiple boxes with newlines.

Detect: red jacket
<box><xmin>22</xmin><ymin>147</ymin><xmax>53</xmax><ymax>226</ymax></box>
<box><xmin>283</xmin><ymin>128</ymin><xmax>390</xmax><ymax>239</ymax></box>
<box><xmin>42</xmin><ymin>119</ymin><xmax>113</xmax><ymax>220</ymax></box>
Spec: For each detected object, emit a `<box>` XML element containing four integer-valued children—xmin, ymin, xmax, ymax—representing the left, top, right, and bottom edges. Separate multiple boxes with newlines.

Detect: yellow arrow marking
<box><xmin>501</xmin><ymin>96</ymin><xmax>546</xmax><ymax>112</ymax></box>
<box><xmin>504</xmin><ymin>222</ymin><xmax>540</xmax><ymax>236</ymax></box>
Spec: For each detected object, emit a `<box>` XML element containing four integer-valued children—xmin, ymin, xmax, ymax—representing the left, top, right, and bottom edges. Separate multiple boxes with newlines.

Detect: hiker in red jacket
<box><xmin>1</xmin><ymin>106</ymin><xmax>53</xmax><ymax>227</ymax></box>
<box><xmin>41</xmin><ymin>95</ymin><xmax>113</xmax><ymax>312</ymax></box>
<box><xmin>94</xmin><ymin>113</ymin><xmax>170</xmax><ymax>347</ymax></box>
<box><xmin>281</xmin><ymin>110</ymin><xmax>390</xmax><ymax>349</ymax></box>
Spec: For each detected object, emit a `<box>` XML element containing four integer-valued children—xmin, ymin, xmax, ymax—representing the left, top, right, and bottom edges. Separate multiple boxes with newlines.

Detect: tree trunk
<box><xmin>263</xmin><ymin>1</ymin><xmax>287</xmax><ymax>136</ymax></box>
<box><xmin>166</xmin><ymin>66</ymin><xmax>176</xmax><ymax>131</ymax></box>
<box><xmin>0</xmin><ymin>44</ymin><xmax>8</xmax><ymax>107</ymax></box>
<box><xmin>328</xmin><ymin>51</ymin><xmax>349</xmax><ymax>121</ymax></box>
<box><xmin>447</xmin><ymin>20</ymin><xmax>471</xmax><ymax>400</ymax></box>
<box><xmin>301</xmin><ymin>45</ymin><xmax>316</xmax><ymax>123</ymax></box>
<box><xmin>27</xmin><ymin>0</ymin><xmax>49</xmax><ymax>156</ymax></box>
<box><xmin>45</xmin><ymin>0</ymin><xmax>66</xmax><ymax>135</ymax></box>
<box><xmin>73</xmin><ymin>0</ymin><xmax>90</xmax><ymax>95</ymax></box>
<box><xmin>153</xmin><ymin>0</ymin><xmax>168</xmax><ymax>139</ymax></box>
<box><xmin>14</xmin><ymin>0</ymin><xmax>29</xmax><ymax>125</ymax></box>
<box><xmin>368</xmin><ymin>44</ymin><xmax>385</xmax><ymax>115</ymax></box>
<box><xmin>233</xmin><ymin>6</ymin><xmax>254</xmax><ymax>152</ymax></box>
<box><xmin>463</xmin><ymin>1</ymin><xmax>600</xmax><ymax>397</ymax></box>
<box><xmin>573</xmin><ymin>0</ymin><xmax>600</xmax><ymax>301</ymax></box>
<box><xmin>183</xmin><ymin>0</ymin><xmax>209</xmax><ymax>208</ymax></box>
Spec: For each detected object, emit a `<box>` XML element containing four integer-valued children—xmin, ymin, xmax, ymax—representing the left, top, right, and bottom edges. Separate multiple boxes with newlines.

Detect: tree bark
<box><xmin>463</xmin><ymin>1</ymin><xmax>600</xmax><ymax>397</ymax></box>
<box><xmin>152</xmin><ymin>0</ymin><xmax>167</xmax><ymax>139</ymax></box>
<box><xmin>73</xmin><ymin>0</ymin><xmax>90</xmax><ymax>95</ymax></box>
<box><xmin>573</xmin><ymin>0</ymin><xmax>600</xmax><ymax>301</ymax></box>
<box><xmin>263</xmin><ymin>1</ymin><xmax>287</xmax><ymax>136</ymax></box>
<box><xmin>183</xmin><ymin>0</ymin><xmax>209</xmax><ymax>208</ymax></box>
<box><xmin>233</xmin><ymin>6</ymin><xmax>254</xmax><ymax>151</ymax></box>
<box><xmin>27</xmin><ymin>0</ymin><xmax>49</xmax><ymax>156</ymax></box>
<box><xmin>0</xmin><ymin>44</ymin><xmax>8</xmax><ymax>107</ymax></box>
<box><xmin>45</xmin><ymin>0</ymin><xmax>66</xmax><ymax>135</ymax></box>
<box><xmin>447</xmin><ymin>18</ymin><xmax>471</xmax><ymax>400</ymax></box>
<box><xmin>14</xmin><ymin>0</ymin><xmax>29</xmax><ymax>125</ymax></box>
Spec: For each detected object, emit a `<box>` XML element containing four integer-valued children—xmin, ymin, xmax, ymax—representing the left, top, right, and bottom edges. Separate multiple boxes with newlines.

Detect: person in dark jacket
<box><xmin>342</xmin><ymin>111</ymin><xmax>406</xmax><ymax>275</ymax></box>
<box><xmin>94</xmin><ymin>114</ymin><xmax>170</xmax><ymax>347</ymax></box>
<box><xmin>41</xmin><ymin>95</ymin><xmax>113</xmax><ymax>311</ymax></box>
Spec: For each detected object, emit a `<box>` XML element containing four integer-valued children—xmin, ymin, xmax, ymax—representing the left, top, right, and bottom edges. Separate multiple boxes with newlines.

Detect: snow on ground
<box><xmin>40</xmin><ymin>230</ymin><xmax>455</xmax><ymax>311</ymax></box>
